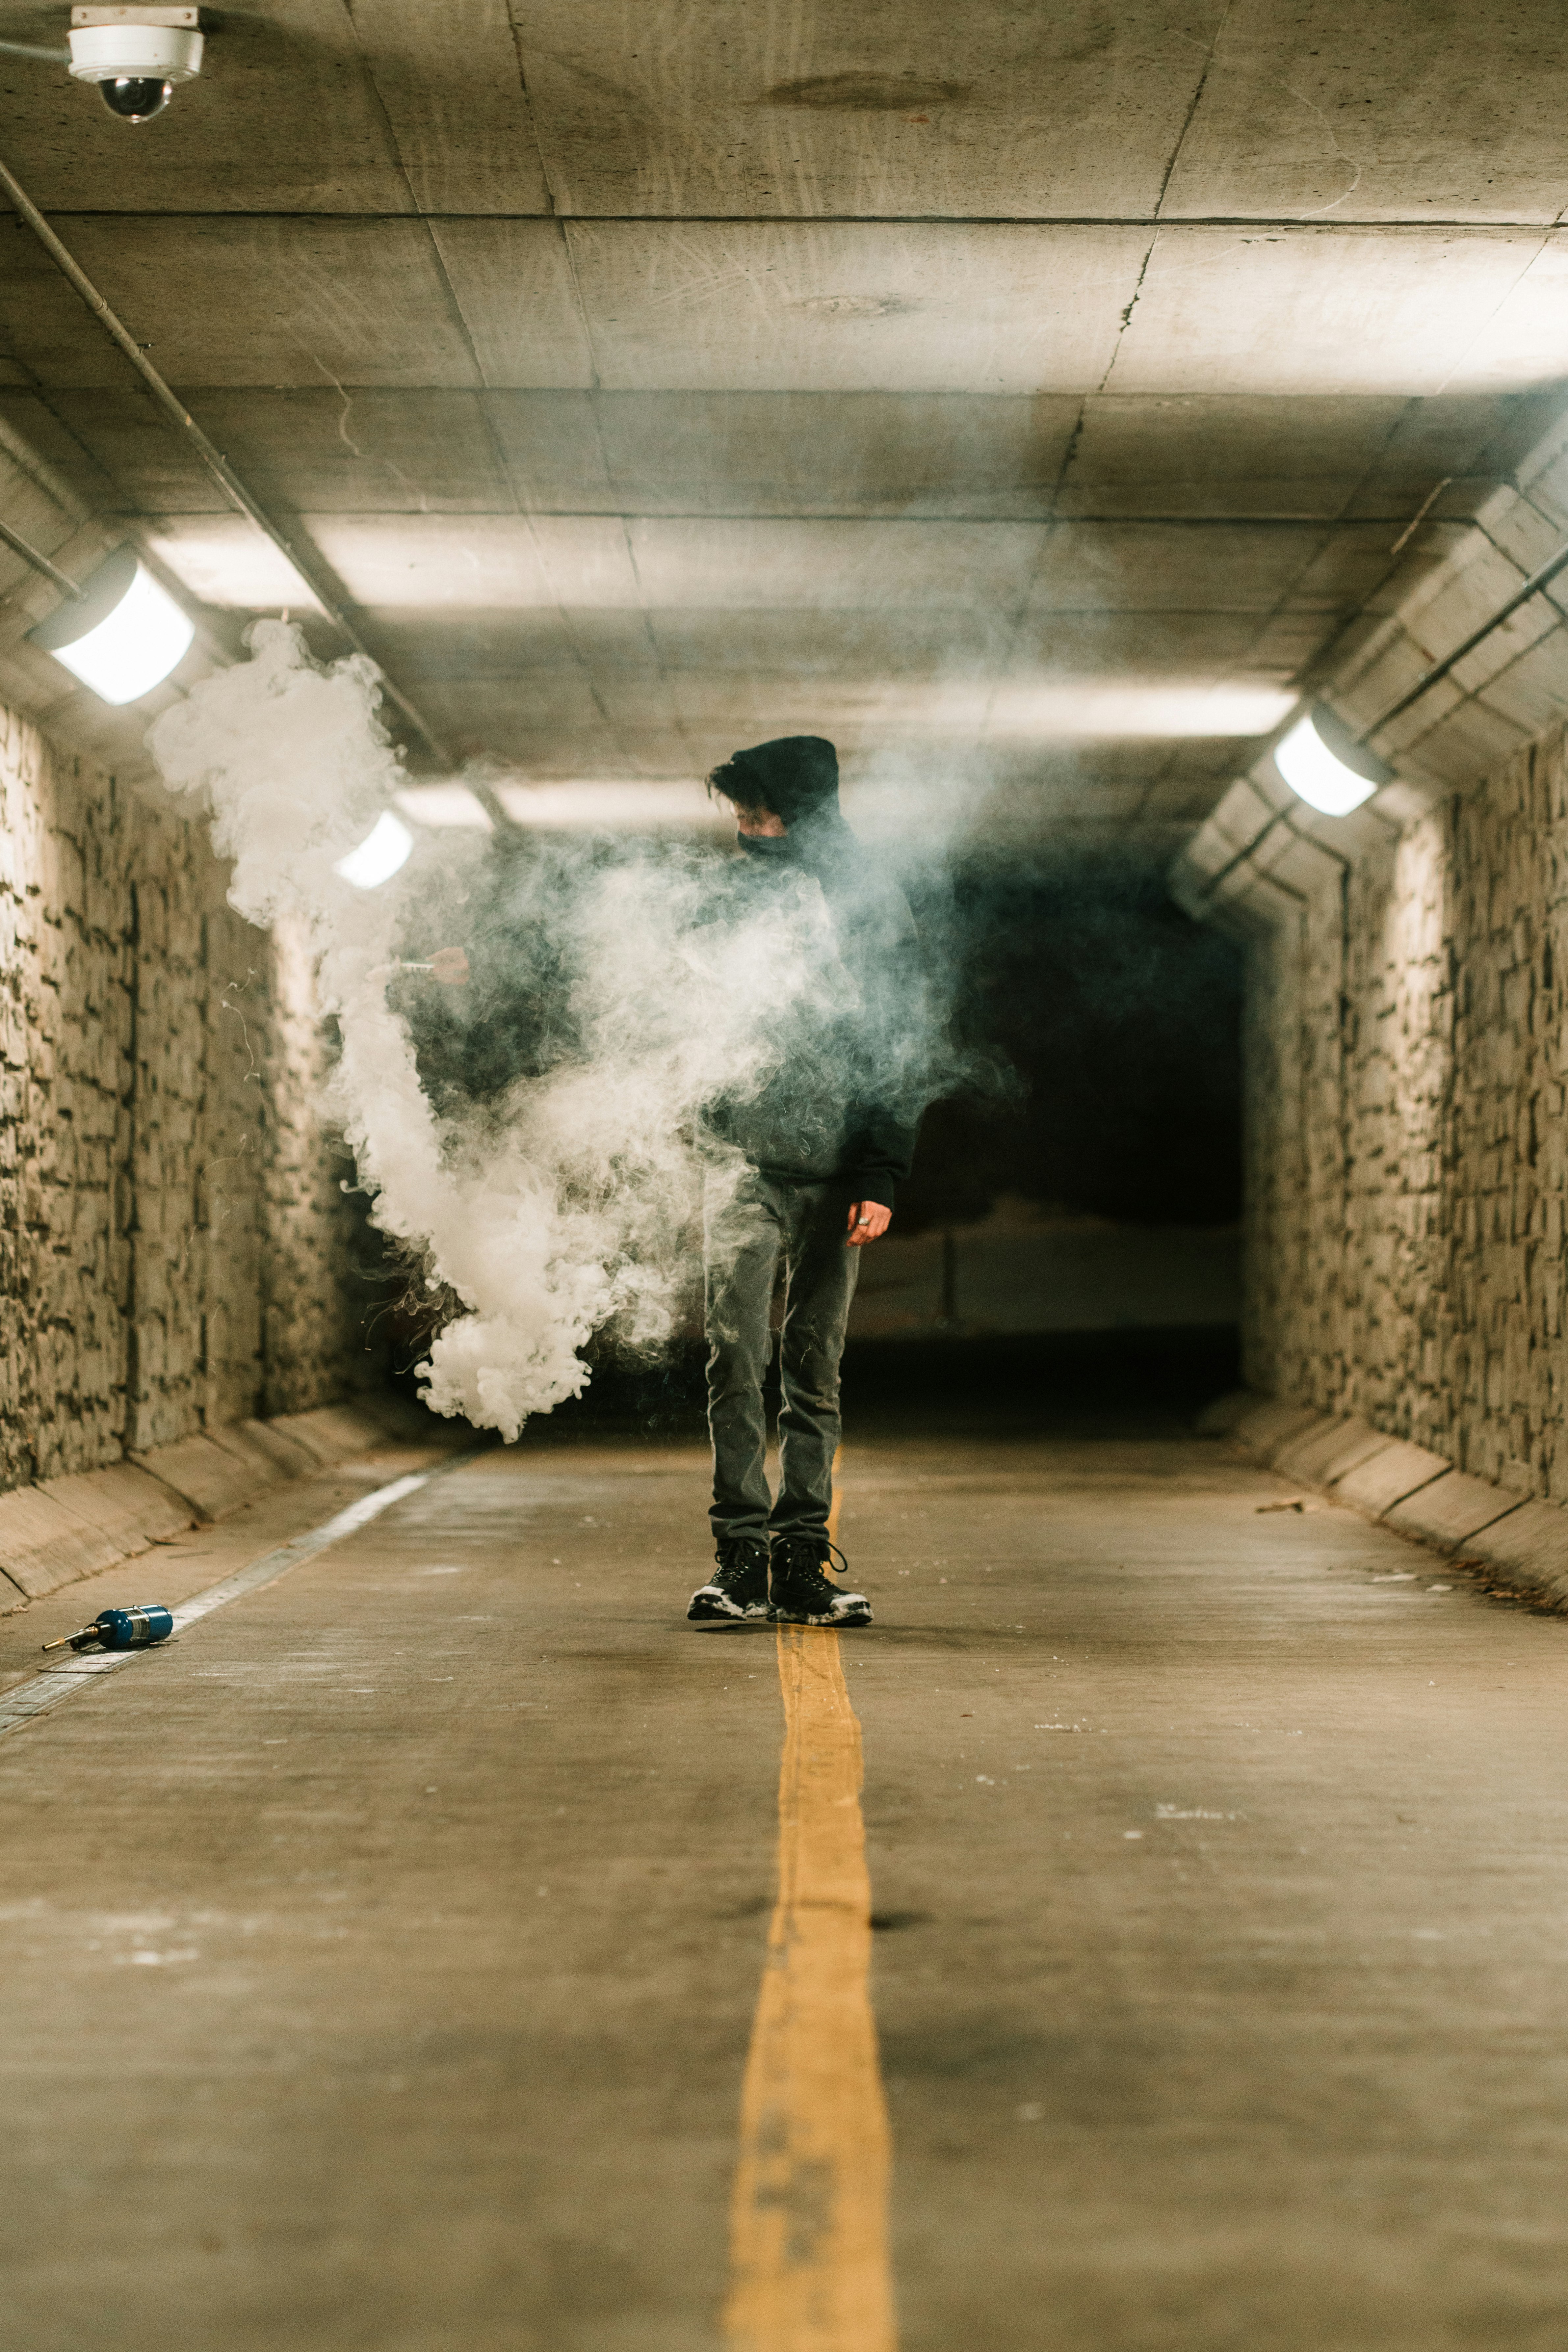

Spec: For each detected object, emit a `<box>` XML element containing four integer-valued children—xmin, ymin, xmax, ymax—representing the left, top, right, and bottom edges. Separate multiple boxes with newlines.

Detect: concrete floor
<box><xmin>2</xmin><ymin>1398</ymin><xmax>1566</xmax><ymax>2351</ymax></box>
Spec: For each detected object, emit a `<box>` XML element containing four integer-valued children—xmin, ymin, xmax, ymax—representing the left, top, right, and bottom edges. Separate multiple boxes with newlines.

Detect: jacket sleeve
<box><xmin>840</xmin><ymin>875</ymin><xmax>929</xmax><ymax>1210</ymax></box>
<box><xmin>845</xmin><ymin>1103</ymin><xmax>920</xmax><ymax>1209</ymax></box>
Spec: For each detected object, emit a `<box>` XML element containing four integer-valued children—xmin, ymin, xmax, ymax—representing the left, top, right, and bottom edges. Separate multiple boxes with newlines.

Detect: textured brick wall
<box><xmin>0</xmin><ymin>701</ymin><xmax>375</xmax><ymax>1491</ymax></box>
<box><xmin>1244</xmin><ymin>719</ymin><xmax>1568</xmax><ymax>1502</ymax></box>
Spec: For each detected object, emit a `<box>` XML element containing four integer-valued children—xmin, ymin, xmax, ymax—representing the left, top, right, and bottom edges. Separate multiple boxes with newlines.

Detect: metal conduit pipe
<box><xmin>1359</xmin><ymin>530</ymin><xmax>1568</xmax><ymax>744</ymax></box>
<box><xmin>0</xmin><ymin>516</ymin><xmax>85</xmax><ymax>602</ymax></box>
<box><xmin>0</xmin><ymin>147</ymin><xmax>517</xmax><ymax>827</ymax></box>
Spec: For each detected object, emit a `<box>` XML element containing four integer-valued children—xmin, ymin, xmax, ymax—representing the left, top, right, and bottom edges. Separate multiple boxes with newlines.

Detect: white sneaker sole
<box><xmin>768</xmin><ymin>1599</ymin><xmax>873</xmax><ymax>1626</ymax></box>
<box><xmin>687</xmin><ymin>1587</ymin><xmax>768</xmax><ymax>1621</ymax></box>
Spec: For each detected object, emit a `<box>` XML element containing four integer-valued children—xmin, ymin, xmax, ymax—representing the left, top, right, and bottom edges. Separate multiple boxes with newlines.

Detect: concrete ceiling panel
<box><xmin>1242</xmin><ymin>613</ymin><xmax>1347</xmax><ymax>678</ymax></box>
<box><xmin>410</xmin><ymin>693</ymin><xmax>630</xmax><ymax>768</ymax></box>
<box><xmin>513</xmin><ymin>0</ymin><xmax>1215</xmax><ymax>219</ymax></box>
<box><xmin>142</xmin><ymin>516</ymin><xmax>327</xmax><ymax>612</ymax></box>
<box><xmin>662</xmin><ymin>673</ymin><xmax>993</xmax><ymax>736</ymax></box>
<box><xmin>0</xmin><ymin>219</ymin><xmax>483</xmax><ymax>390</ymax></box>
<box><xmin>343</xmin><ymin>612</ymin><xmax>590</xmax><ymax>679</ymax></box>
<box><xmin>853</xmin><ymin>742</ymin><xmax>1178</xmax><ymax>791</ymax></box>
<box><xmin>584</xmin><ymin>392</ymin><xmax>1083</xmax><ymax>518</ymax></box>
<box><xmin>624</xmin><ymin>518</ymin><xmax>1045</xmax><ymax>609</ymax></box>
<box><xmin>1272</xmin><ymin>521</ymin><xmax>1421</xmax><ymax>611</ymax></box>
<box><xmin>1336</xmin><ymin>394</ymin><xmax>1527</xmax><ymax>521</ymax></box>
<box><xmin>0</xmin><ymin>387</ymin><xmax>220</xmax><ymax>519</ymax></box>
<box><xmin>427</xmin><ymin>222</ymin><xmax>596</xmax><ymax>388</ymax></box>
<box><xmin>481</xmin><ymin>394</ymin><xmax>619</xmax><ymax>510</ymax></box>
<box><xmin>172</xmin><ymin>391</ymin><xmax>514</xmax><ymax>514</ymax></box>
<box><xmin>563</xmin><ymin>223</ymin><xmax>1147</xmax><ymax>393</ymax></box>
<box><xmin>339</xmin><ymin>0</ymin><xmax>553</xmax><ymax>214</ymax></box>
<box><xmin>1162</xmin><ymin>0</ymin><xmax>1568</xmax><ymax>226</ymax></box>
<box><xmin>1004</xmin><ymin>610</ymin><xmax>1278</xmax><ymax>677</ymax></box>
<box><xmin>1024</xmin><ymin>522</ymin><xmax>1330</xmax><ymax>613</ymax></box>
<box><xmin>1138</xmin><ymin>772</ymin><xmax>1242</xmax><ymax>823</ymax></box>
<box><xmin>30</xmin><ymin>387</ymin><xmax>517</xmax><ymax>518</ymax></box>
<box><xmin>642</xmin><ymin>611</ymin><xmax>1017</xmax><ymax>677</ymax></box>
<box><xmin>1057</xmin><ymin>395</ymin><xmax>1413</xmax><ymax>520</ymax></box>
<box><xmin>1106</xmin><ymin>228</ymin><xmax>1568</xmax><ymax>397</ymax></box>
<box><xmin>0</xmin><ymin>393</ymin><xmax>122</xmax><ymax>515</ymax></box>
<box><xmin>1455</xmin><ymin>239</ymin><xmax>1568</xmax><ymax>394</ymax></box>
<box><xmin>414</xmin><ymin>667</ymin><xmax>619</xmax><ymax>733</ymax></box>
<box><xmin>297</xmin><ymin>513</ymin><xmax>635</xmax><ymax>608</ymax></box>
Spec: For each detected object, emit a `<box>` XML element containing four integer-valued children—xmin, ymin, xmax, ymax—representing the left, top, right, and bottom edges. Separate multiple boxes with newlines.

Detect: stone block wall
<box><xmin>1243</xmin><ymin>718</ymin><xmax>1568</xmax><ymax>1503</ymax></box>
<box><xmin>0</xmin><ymin>697</ymin><xmax>376</xmax><ymax>1493</ymax></box>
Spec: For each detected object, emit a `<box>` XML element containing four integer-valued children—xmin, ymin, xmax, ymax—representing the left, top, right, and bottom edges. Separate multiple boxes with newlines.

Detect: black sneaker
<box><xmin>768</xmin><ymin>1537</ymin><xmax>873</xmax><ymax>1626</ymax></box>
<box><xmin>688</xmin><ymin>1537</ymin><xmax>771</xmax><ymax>1622</ymax></box>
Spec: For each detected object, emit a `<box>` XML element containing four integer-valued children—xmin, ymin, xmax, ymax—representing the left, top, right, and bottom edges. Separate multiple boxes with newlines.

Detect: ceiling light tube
<box><xmin>1273</xmin><ymin>702</ymin><xmax>1391</xmax><ymax>817</ymax></box>
<box><xmin>28</xmin><ymin>543</ymin><xmax>194</xmax><ymax>703</ymax></box>
<box><xmin>334</xmin><ymin>812</ymin><xmax>414</xmax><ymax>890</ymax></box>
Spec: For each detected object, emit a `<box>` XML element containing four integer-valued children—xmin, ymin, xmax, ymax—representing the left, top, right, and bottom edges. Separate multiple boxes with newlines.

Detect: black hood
<box><xmin>711</xmin><ymin>734</ymin><xmax>839</xmax><ymax>826</ymax></box>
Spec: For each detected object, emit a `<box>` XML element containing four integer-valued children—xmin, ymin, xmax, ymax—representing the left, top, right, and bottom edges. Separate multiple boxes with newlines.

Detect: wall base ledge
<box><xmin>0</xmin><ymin>1395</ymin><xmax>458</xmax><ymax>1611</ymax></box>
<box><xmin>1204</xmin><ymin>1388</ymin><xmax>1566</xmax><ymax>1606</ymax></box>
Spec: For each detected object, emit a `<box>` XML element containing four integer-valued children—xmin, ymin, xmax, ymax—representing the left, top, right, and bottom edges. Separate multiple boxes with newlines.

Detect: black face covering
<box><xmin>737</xmin><ymin>830</ymin><xmax>796</xmax><ymax>861</ymax></box>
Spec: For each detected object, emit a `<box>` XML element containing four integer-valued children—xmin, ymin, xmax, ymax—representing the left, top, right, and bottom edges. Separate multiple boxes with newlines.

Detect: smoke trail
<box><xmin>149</xmin><ymin>622</ymin><xmax>950</xmax><ymax>1439</ymax></box>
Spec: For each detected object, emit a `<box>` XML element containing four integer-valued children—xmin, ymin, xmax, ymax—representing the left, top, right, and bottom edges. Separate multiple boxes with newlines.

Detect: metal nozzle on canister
<box><xmin>41</xmin><ymin>1605</ymin><xmax>174</xmax><ymax>1655</ymax></box>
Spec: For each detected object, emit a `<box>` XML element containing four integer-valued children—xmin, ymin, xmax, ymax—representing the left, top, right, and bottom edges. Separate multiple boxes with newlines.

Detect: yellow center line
<box><xmin>724</xmin><ymin>1465</ymin><xmax>897</xmax><ymax>2352</ymax></box>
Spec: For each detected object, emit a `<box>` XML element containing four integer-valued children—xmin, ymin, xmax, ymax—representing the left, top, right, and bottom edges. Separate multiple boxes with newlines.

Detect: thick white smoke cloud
<box><xmin>149</xmin><ymin>621</ymin><xmax>915</xmax><ymax>1439</ymax></box>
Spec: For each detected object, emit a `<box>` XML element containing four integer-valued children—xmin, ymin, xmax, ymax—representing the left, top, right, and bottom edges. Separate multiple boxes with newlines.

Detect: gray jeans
<box><xmin>704</xmin><ymin>1168</ymin><xmax>860</xmax><ymax>1547</ymax></box>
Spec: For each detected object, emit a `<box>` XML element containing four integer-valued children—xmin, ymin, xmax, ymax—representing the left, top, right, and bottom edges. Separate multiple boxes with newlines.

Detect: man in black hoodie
<box><xmin>687</xmin><ymin>735</ymin><xmax>923</xmax><ymax>1630</ymax></box>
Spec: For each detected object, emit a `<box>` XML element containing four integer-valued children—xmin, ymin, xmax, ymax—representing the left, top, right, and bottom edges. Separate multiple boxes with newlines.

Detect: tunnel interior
<box><xmin>4</xmin><ymin>8</ymin><xmax>1568</xmax><ymax>2350</ymax></box>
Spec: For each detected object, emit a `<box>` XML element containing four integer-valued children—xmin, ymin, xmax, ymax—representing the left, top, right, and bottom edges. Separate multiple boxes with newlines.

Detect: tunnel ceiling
<box><xmin>0</xmin><ymin>1</ymin><xmax>1565</xmax><ymax>843</ymax></box>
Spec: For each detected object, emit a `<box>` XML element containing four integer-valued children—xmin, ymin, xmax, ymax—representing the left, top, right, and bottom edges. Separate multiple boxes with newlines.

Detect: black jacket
<box><xmin>700</xmin><ymin>814</ymin><xmax>925</xmax><ymax>1207</ymax></box>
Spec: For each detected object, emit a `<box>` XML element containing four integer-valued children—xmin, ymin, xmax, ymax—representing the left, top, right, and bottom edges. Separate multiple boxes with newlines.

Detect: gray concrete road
<box><xmin>1</xmin><ymin>1422</ymin><xmax>1565</xmax><ymax>2351</ymax></box>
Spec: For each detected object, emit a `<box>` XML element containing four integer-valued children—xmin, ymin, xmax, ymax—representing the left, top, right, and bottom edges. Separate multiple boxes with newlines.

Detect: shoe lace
<box><xmin>714</xmin><ymin>1537</ymin><xmax>768</xmax><ymax>1580</ymax></box>
<box><xmin>777</xmin><ymin>1537</ymin><xmax>850</xmax><ymax>1582</ymax></box>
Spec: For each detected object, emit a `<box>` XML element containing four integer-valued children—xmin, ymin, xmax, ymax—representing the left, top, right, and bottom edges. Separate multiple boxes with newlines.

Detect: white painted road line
<box><xmin>0</xmin><ymin>1452</ymin><xmax>484</xmax><ymax>1742</ymax></box>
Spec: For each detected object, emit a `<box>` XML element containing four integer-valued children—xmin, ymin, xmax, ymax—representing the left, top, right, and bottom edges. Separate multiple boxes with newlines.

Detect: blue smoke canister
<box><xmin>41</xmin><ymin>1605</ymin><xmax>174</xmax><ymax>1655</ymax></box>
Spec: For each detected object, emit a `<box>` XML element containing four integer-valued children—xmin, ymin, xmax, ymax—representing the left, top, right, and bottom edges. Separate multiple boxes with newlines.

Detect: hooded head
<box><xmin>707</xmin><ymin>735</ymin><xmax>840</xmax><ymax>830</ymax></box>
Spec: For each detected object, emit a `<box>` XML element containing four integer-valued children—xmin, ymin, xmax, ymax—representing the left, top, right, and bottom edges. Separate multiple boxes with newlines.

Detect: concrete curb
<box><xmin>1205</xmin><ymin>1389</ymin><xmax>1568</xmax><ymax>1608</ymax></box>
<box><xmin>0</xmin><ymin>1394</ymin><xmax>455</xmax><ymax>1610</ymax></box>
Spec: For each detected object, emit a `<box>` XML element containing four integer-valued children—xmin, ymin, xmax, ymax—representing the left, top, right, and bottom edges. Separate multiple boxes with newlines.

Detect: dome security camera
<box><xmin>67</xmin><ymin>5</ymin><xmax>202</xmax><ymax>122</ymax></box>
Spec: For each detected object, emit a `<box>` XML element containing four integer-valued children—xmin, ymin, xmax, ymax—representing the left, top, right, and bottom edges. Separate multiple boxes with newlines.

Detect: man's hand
<box><xmin>429</xmin><ymin>946</ymin><xmax>469</xmax><ymax>985</ymax></box>
<box><xmin>847</xmin><ymin>1199</ymin><xmax>892</xmax><ymax>1246</ymax></box>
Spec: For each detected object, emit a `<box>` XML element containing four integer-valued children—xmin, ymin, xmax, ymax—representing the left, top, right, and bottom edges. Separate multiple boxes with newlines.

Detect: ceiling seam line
<box><xmin>1152</xmin><ymin>2</ymin><xmax>1235</xmax><ymax>221</ymax></box>
<box><xmin>35</xmin><ymin>211</ymin><xmax>1562</xmax><ymax>233</ymax></box>
<box><xmin>502</xmin><ymin>4</ymin><xmax>562</xmax><ymax>218</ymax></box>
<box><xmin>1428</xmin><ymin>234</ymin><xmax>1556</xmax><ymax>401</ymax></box>
<box><xmin>975</xmin><ymin>407</ymin><xmax>1091</xmax><ymax>747</ymax></box>
<box><xmin>616</xmin><ymin>516</ymin><xmax>687</xmax><ymax>777</ymax></box>
<box><xmin>1092</xmin><ymin>7</ymin><xmax>1233</xmax><ymax>407</ymax></box>
<box><xmin>555</xmin><ymin>222</ymin><xmax>604</xmax><ymax>392</ymax></box>
<box><xmin>80</xmin><ymin>506</ymin><xmax>1503</xmax><ymax>531</ymax></box>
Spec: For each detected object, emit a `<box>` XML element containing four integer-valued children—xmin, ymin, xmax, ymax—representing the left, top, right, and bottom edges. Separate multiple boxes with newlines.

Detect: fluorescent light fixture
<box><xmin>1273</xmin><ymin>703</ymin><xmax>1391</xmax><ymax>816</ymax></box>
<box><xmin>334</xmin><ymin>812</ymin><xmax>414</xmax><ymax>890</ymax></box>
<box><xmin>28</xmin><ymin>545</ymin><xmax>194</xmax><ymax>704</ymax></box>
<box><xmin>985</xmin><ymin>682</ymin><xmax>1297</xmax><ymax>739</ymax></box>
<box><xmin>495</xmin><ymin>780</ymin><xmax>725</xmax><ymax>829</ymax></box>
<box><xmin>394</xmin><ymin>783</ymin><xmax>493</xmax><ymax>831</ymax></box>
